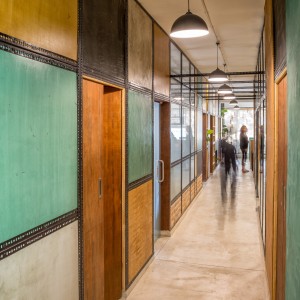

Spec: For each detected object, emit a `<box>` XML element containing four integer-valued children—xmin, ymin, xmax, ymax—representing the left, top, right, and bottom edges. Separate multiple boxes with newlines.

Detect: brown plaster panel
<box><xmin>154</xmin><ymin>24</ymin><xmax>170</xmax><ymax>96</ymax></box>
<box><xmin>128</xmin><ymin>0</ymin><xmax>153</xmax><ymax>89</ymax></box>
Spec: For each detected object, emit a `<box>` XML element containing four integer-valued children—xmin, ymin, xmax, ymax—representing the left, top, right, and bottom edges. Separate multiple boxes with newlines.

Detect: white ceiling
<box><xmin>138</xmin><ymin>0</ymin><xmax>265</xmax><ymax>107</ymax></box>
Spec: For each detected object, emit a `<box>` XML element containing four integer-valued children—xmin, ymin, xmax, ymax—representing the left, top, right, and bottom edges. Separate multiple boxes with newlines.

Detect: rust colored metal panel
<box><xmin>0</xmin><ymin>0</ymin><xmax>77</xmax><ymax>60</ymax></box>
<box><xmin>154</xmin><ymin>24</ymin><xmax>170</xmax><ymax>97</ymax></box>
<box><xmin>265</xmin><ymin>0</ymin><xmax>276</xmax><ymax>297</ymax></box>
<box><xmin>128</xmin><ymin>0</ymin><xmax>153</xmax><ymax>90</ymax></box>
<box><xmin>128</xmin><ymin>180</ymin><xmax>153</xmax><ymax>283</ymax></box>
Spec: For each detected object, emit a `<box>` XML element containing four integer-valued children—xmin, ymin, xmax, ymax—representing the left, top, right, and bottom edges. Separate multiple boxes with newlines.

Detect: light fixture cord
<box><xmin>188</xmin><ymin>0</ymin><xmax>190</xmax><ymax>12</ymax></box>
<box><xmin>216</xmin><ymin>42</ymin><xmax>219</xmax><ymax>68</ymax></box>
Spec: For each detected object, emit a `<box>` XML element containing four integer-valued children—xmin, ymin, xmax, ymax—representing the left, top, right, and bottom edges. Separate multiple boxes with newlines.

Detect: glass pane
<box><xmin>191</xmin><ymin>155</ymin><xmax>195</xmax><ymax>181</ymax></box>
<box><xmin>191</xmin><ymin>108</ymin><xmax>195</xmax><ymax>153</ymax></box>
<box><xmin>197</xmin><ymin>109</ymin><xmax>203</xmax><ymax>150</ymax></box>
<box><xmin>171</xmin><ymin>103</ymin><xmax>181</xmax><ymax>162</ymax></box>
<box><xmin>182</xmin><ymin>106</ymin><xmax>190</xmax><ymax>157</ymax></box>
<box><xmin>197</xmin><ymin>95</ymin><xmax>202</xmax><ymax>110</ymax></box>
<box><xmin>171</xmin><ymin>43</ymin><xmax>181</xmax><ymax>75</ymax></box>
<box><xmin>190</xmin><ymin>66</ymin><xmax>195</xmax><ymax>102</ymax></box>
<box><xmin>182</xmin><ymin>86</ymin><xmax>190</xmax><ymax>106</ymax></box>
<box><xmin>182</xmin><ymin>55</ymin><xmax>190</xmax><ymax>86</ymax></box>
<box><xmin>171</xmin><ymin>164</ymin><xmax>181</xmax><ymax>200</ymax></box>
<box><xmin>170</xmin><ymin>78</ymin><xmax>181</xmax><ymax>101</ymax></box>
<box><xmin>182</xmin><ymin>158</ymin><xmax>190</xmax><ymax>189</ymax></box>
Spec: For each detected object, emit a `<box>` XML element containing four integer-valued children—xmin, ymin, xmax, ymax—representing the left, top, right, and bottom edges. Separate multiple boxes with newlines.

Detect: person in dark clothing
<box><xmin>220</xmin><ymin>138</ymin><xmax>237</xmax><ymax>200</ymax></box>
<box><xmin>223</xmin><ymin>140</ymin><xmax>237</xmax><ymax>175</ymax></box>
<box><xmin>240</xmin><ymin>125</ymin><xmax>249</xmax><ymax>173</ymax></box>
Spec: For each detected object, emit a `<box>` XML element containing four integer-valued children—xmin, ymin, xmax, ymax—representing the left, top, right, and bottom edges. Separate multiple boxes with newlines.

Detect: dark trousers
<box><xmin>241</xmin><ymin>148</ymin><xmax>247</xmax><ymax>166</ymax></box>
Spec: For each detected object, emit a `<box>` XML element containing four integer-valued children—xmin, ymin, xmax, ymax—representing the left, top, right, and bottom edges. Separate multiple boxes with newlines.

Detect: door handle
<box><xmin>98</xmin><ymin>178</ymin><xmax>102</xmax><ymax>199</ymax></box>
<box><xmin>158</xmin><ymin>160</ymin><xmax>164</xmax><ymax>183</ymax></box>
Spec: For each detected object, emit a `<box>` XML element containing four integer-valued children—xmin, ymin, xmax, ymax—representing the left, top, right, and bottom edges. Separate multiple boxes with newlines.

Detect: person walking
<box><xmin>240</xmin><ymin>125</ymin><xmax>249</xmax><ymax>173</ymax></box>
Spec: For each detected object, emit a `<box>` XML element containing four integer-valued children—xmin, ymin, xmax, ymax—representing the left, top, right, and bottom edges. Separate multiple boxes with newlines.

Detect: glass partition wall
<box><xmin>170</xmin><ymin>43</ymin><xmax>203</xmax><ymax>228</ymax></box>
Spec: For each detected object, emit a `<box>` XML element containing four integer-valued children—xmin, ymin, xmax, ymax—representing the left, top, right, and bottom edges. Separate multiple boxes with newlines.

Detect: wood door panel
<box><xmin>102</xmin><ymin>87</ymin><xmax>122</xmax><ymax>300</ymax></box>
<box><xmin>276</xmin><ymin>74</ymin><xmax>287</xmax><ymax>300</ymax></box>
<box><xmin>83</xmin><ymin>79</ymin><xmax>104</xmax><ymax>300</ymax></box>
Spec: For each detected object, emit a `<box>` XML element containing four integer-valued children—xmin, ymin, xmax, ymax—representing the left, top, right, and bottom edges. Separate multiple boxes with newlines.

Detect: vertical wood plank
<box><xmin>265</xmin><ymin>0</ymin><xmax>276</xmax><ymax>296</ymax></box>
<box><xmin>276</xmin><ymin>74</ymin><xmax>287</xmax><ymax>300</ymax></box>
<box><xmin>160</xmin><ymin>102</ymin><xmax>171</xmax><ymax>230</ymax></box>
<box><xmin>102</xmin><ymin>87</ymin><xmax>122</xmax><ymax>300</ymax></box>
<box><xmin>83</xmin><ymin>79</ymin><xmax>104</xmax><ymax>300</ymax></box>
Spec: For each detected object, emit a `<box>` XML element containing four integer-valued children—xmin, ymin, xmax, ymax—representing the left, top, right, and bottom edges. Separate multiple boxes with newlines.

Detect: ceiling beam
<box><xmin>170</xmin><ymin>71</ymin><xmax>265</xmax><ymax>78</ymax></box>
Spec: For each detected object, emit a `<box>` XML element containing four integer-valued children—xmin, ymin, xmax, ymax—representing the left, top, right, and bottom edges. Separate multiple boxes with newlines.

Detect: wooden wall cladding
<box><xmin>273</xmin><ymin>0</ymin><xmax>287</xmax><ymax>75</ymax></box>
<box><xmin>286</xmin><ymin>0</ymin><xmax>300</xmax><ymax>297</ymax></box>
<box><xmin>0</xmin><ymin>222</ymin><xmax>79</xmax><ymax>299</ymax></box>
<box><xmin>128</xmin><ymin>180</ymin><xmax>153</xmax><ymax>283</ymax></box>
<box><xmin>128</xmin><ymin>0</ymin><xmax>153</xmax><ymax>90</ymax></box>
<box><xmin>196</xmin><ymin>175</ymin><xmax>203</xmax><ymax>194</ymax></box>
<box><xmin>160</xmin><ymin>102</ymin><xmax>171</xmax><ymax>230</ymax></box>
<box><xmin>82</xmin><ymin>0</ymin><xmax>125</xmax><ymax>81</ymax></box>
<box><xmin>154</xmin><ymin>24</ymin><xmax>170</xmax><ymax>96</ymax></box>
<box><xmin>170</xmin><ymin>196</ymin><xmax>182</xmax><ymax>229</ymax></box>
<box><xmin>265</xmin><ymin>0</ymin><xmax>276</xmax><ymax>295</ymax></box>
<box><xmin>128</xmin><ymin>91</ymin><xmax>152</xmax><ymax>183</ymax></box>
<box><xmin>0</xmin><ymin>0</ymin><xmax>77</xmax><ymax>60</ymax></box>
<box><xmin>182</xmin><ymin>187</ymin><xmax>191</xmax><ymax>213</ymax></box>
<box><xmin>191</xmin><ymin>181</ymin><xmax>195</xmax><ymax>200</ymax></box>
<box><xmin>0</xmin><ymin>50</ymin><xmax>77</xmax><ymax>244</ymax></box>
<box><xmin>197</xmin><ymin>150</ymin><xmax>203</xmax><ymax>176</ymax></box>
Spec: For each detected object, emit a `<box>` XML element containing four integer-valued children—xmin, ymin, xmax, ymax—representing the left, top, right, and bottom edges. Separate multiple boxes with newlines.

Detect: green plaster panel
<box><xmin>128</xmin><ymin>91</ymin><xmax>152</xmax><ymax>183</ymax></box>
<box><xmin>286</xmin><ymin>0</ymin><xmax>300</xmax><ymax>298</ymax></box>
<box><xmin>0</xmin><ymin>50</ymin><xmax>77</xmax><ymax>243</ymax></box>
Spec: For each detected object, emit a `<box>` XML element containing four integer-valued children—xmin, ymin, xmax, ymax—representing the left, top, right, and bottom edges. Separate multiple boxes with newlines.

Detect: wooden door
<box><xmin>276</xmin><ymin>73</ymin><xmax>287</xmax><ymax>300</ymax></box>
<box><xmin>210</xmin><ymin>115</ymin><xmax>215</xmax><ymax>173</ymax></box>
<box><xmin>83</xmin><ymin>79</ymin><xmax>104</xmax><ymax>300</ymax></box>
<box><xmin>83</xmin><ymin>79</ymin><xmax>122</xmax><ymax>300</ymax></box>
<box><xmin>103</xmin><ymin>86</ymin><xmax>122</xmax><ymax>300</ymax></box>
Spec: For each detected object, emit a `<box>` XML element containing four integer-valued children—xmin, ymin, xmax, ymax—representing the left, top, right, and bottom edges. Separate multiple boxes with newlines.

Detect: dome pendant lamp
<box><xmin>218</xmin><ymin>84</ymin><xmax>232</xmax><ymax>94</ymax></box>
<box><xmin>224</xmin><ymin>94</ymin><xmax>236</xmax><ymax>100</ymax></box>
<box><xmin>229</xmin><ymin>99</ymin><xmax>238</xmax><ymax>106</ymax></box>
<box><xmin>170</xmin><ymin>0</ymin><xmax>209</xmax><ymax>38</ymax></box>
<box><xmin>208</xmin><ymin>43</ymin><xmax>228</xmax><ymax>82</ymax></box>
<box><xmin>233</xmin><ymin>105</ymin><xmax>240</xmax><ymax>110</ymax></box>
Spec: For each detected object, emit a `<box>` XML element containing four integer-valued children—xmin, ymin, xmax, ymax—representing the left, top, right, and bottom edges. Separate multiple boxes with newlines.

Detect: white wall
<box><xmin>0</xmin><ymin>222</ymin><xmax>79</xmax><ymax>300</ymax></box>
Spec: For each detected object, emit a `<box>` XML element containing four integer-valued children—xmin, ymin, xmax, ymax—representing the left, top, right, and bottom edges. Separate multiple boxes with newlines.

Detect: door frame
<box><xmin>273</xmin><ymin>68</ymin><xmax>287</xmax><ymax>299</ymax></box>
<box><xmin>81</xmin><ymin>75</ymin><xmax>126</xmax><ymax>293</ymax></box>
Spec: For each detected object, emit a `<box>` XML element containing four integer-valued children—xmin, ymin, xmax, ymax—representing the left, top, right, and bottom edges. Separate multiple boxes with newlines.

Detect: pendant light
<box><xmin>218</xmin><ymin>84</ymin><xmax>232</xmax><ymax>94</ymax></box>
<box><xmin>229</xmin><ymin>99</ymin><xmax>238</xmax><ymax>106</ymax></box>
<box><xmin>218</xmin><ymin>64</ymin><xmax>232</xmax><ymax>94</ymax></box>
<box><xmin>208</xmin><ymin>43</ymin><xmax>228</xmax><ymax>82</ymax></box>
<box><xmin>170</xmin><ymin>0</ymin><xmax>209</xmax><ymax>38</ymax></box>
<box><xmin>233</xmin><ymin>105</ymin><xmax>240</xmax><ymax>110</ymax></box>
<box><xmin>223</xmin><ymin>94</ymin><xmax>236</xmax><ymax>100</ymax></box>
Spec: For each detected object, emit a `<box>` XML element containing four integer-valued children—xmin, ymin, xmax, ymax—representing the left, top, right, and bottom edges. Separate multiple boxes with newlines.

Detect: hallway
<box><xmin>127</xmin><ymin>166</ymin><xmax>269</xmax><ymax>299</ymax></box>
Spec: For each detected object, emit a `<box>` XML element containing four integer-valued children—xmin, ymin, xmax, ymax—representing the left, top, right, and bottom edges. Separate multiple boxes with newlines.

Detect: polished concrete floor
<box><xmin>126</xmin><ymin>165</ymin><xmax>269</xmax><ymax>300</ymax></box>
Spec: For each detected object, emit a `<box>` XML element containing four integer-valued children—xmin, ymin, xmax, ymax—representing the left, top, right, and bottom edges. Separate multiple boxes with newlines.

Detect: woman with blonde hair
<box><xmin>240</xmin><ymin>125</ymin><xmax>249</xmax><ymax>173</ymax></box>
